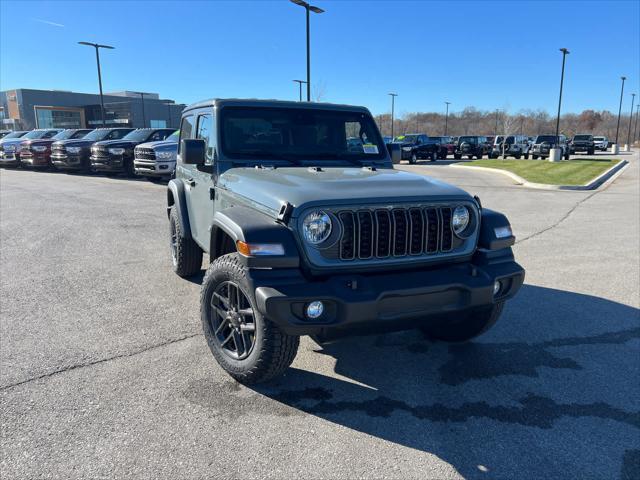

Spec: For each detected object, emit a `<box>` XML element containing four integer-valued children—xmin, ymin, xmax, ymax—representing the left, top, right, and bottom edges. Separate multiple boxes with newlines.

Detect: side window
<box><xmin>44</xmin><ymin>131</ymin><xmax>57</xmax><ymax>138</ymax></box>
<box><xmin>196</xmin><ymin>113</ymin><xmax>214</xmax><ymax>165</ymax></box>
<box><xmin>178</xmin><ymin>115</ymin><xmax>195</xmax><ymax>163</ymax></box>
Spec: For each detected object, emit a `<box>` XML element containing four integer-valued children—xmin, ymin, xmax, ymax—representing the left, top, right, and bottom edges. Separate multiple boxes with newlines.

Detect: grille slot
<box><xmin>338</xmin><ymin>205</ymin><xmax>458</xmax><ymax>261</ymax></box>
<box><xmin>135</xmin><ymin>148</ymin><xmax>156</xmax><ymax>160</ymax></box>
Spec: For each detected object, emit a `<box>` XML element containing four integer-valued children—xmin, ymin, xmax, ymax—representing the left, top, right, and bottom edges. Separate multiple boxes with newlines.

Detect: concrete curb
<box><xmin>450</xmin><ymin>159</ymin><xmax>629</xmax><ymax>191</ymax></box>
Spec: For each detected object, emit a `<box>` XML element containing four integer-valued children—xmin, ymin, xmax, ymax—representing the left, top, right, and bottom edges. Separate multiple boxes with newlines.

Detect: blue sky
<box><xmin>1</xmin><ymin>0</ymin><xmax>638</xmax><ymax>117</ymax></box>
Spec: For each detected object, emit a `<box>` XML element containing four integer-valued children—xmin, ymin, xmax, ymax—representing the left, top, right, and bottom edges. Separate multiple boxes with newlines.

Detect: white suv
<box><xmin>593</xmin><ymin>136</ymin><xmax>609</xmax><ymax>151</ymax></box>
<box><xmin>489</xmin><ymin>134</ymin><xmax>530</xmax><ymax>159</ymax></box>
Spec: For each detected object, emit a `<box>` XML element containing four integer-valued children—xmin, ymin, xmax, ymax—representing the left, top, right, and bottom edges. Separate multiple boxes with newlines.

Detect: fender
<box><xmin>477</xmin><ymin>208</ymin><xmax>515</xmax><ymax>251</ymax></box>
<box><xmin>167</xmin><ymin>179</ymin><xmax>192</xmax><ymax>239</ymax></box>
<box><xmin>211</xmin><ymin>206</ymin><xmax>300</xmax><ymax>269</ymax></box>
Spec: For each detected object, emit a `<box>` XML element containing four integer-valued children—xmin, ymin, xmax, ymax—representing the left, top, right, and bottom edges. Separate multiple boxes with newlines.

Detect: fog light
<box><xmin>306</xmin><ymin>301</ymin><xmax>324</xmax><ymax>319</ymax></box>
<box><xmin>493</xmin><ymin>281</ymin><xmax>502</xmax><ymax>296</ymax></box>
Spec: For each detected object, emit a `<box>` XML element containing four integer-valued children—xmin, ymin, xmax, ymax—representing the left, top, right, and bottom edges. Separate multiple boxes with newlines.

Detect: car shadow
<box><xmin>249</xmin><ymin>285</ymin><xmax>640</xmax><ymax>479</ymax></box>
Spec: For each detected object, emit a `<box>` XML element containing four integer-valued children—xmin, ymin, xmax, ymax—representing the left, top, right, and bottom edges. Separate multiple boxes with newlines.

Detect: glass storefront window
<box><xmin>150</xmin><ymin>120</ymin><xmax>167</xmax><ymax>128</ymax></box>
<box><xmin>35</xmin><ymin>108</ymin><xmax>83</xmax><ymax>129</ymax></box>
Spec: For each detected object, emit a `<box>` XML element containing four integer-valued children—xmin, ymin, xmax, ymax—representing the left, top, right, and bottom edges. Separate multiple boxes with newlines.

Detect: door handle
<box><xmin>187</xmin><ymin>178</ymin><xmax>196</xmax><ymax>187</ymax></box>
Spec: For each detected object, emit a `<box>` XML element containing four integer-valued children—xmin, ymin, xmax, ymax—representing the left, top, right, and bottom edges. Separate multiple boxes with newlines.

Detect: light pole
<box><xmin>388</xmin><ymin>93</ymin><xmax>398</xmax><ymax>139</ymax></box>
<box><xmin>494</xmin><ymin>109</ymin><xmax>499</xmax><ymax>136</ymax></box>
<box><xmin>290</xmin><ymin>0</ymin><xmax>324</xmax><ymax>102</ymax></box>
<box><xmin>555</xmin><ymin>48</ymin><xmax>569</xmax><ymax>142</ymax></box>
<box><xmin>444</xmin><ymin>101</ymin><xmax>451</xmax><ymax>136</ymax></box>
<box><xmin>78</xmin><ymin>41</ymin><xmax>114</xmax><ymax>127</ymax></box>
<box><xmin>634</xmin><ymin>104</ymin><xmax>640</xmax><ymax>145</ymax></box>
<box><xmin>137</xmin><ymin>92</ymin><xmax>147</xmax><ymax>127</ymax></box>
<box><xmin>615</xmin><ymin>76</ymin><xmax>626</xmax><ymax>145</ymax></box>
<box><xmin>293</xmin><ymin>79</ymin><xmax>307</xmax><ymax>101</ymax></box>
<box><xmin>626</xmin><ymin>93</ymin><xmax>635</xmax><ymax>148</ymax></box>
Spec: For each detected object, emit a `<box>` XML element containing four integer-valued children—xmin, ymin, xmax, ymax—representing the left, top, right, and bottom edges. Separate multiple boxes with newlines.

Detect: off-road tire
<box><xmin>422</xmin><ymin>302</ymin><xmax>504</xmax><ymax>343</ymax></box>
<box><xmin>169</xmin><ymin>206</ymin><xmax>202</xmax><ymax>277</ymax></box>
<box><xmin>564</xmin><ymin>151</ymin><xmax>570</xmax><ymax>160</ymax></box>
<box><xmin>201</xmin><ymin>253</ymin><xmax>299</xmax><ymax>384</ymax></box>
<box><xmin>410</xmin><ymin>153</ymin><xmax>417</xmax><ymax>164</ymax></box>
<box><xmin>454</xmin><ymin>153</ymin><xmax>462</xmax><ymax>160</ymax></box>
<box><xmin>532</xmin><ymin>154</ymin><xmax>538</xmax><ymax>160</ymax></box>
<box><xmin>588</xmin><ymin>148</ymin><xmax>594</xmax><ymax>155</ymax></box>
<box><xmin>430</xmin><ymin>151</ymin><xmax>438</xmax><ymax>161</ymax></box>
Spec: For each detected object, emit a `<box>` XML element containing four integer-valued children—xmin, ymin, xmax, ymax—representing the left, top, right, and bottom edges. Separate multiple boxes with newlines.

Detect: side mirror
<box><xmin>181</xmin><ymin>139</ymin><xmax>205</xmax><ymax>165</ymax></box>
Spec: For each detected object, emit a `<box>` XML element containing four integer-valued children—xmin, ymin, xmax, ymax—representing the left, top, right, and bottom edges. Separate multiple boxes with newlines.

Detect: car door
<box><xmin>188</xmin><ymin>111</ymin><xmax>216</xmax><ymax>249</ymax></box>
<box><xmin>177</xmin><ymin>114</ymin><xmax>202</xmax><ymax>241</ymax></box>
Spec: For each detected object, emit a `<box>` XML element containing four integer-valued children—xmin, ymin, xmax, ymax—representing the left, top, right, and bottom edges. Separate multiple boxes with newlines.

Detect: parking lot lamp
<box><xmin>444</xmin><ymin>101</ymin><xmax>451</xmax><ymax>135</ymax></box>
<box><xmin>554</xmin><ymin>48</ymin><xmax>569</xmax><ymax>143</ymax></box>
<box><xmin>634</xmin><ymin>104</ymin><xmax>640</xmax><ymax>145</ymax></box>
<box><xmin>78</xmin><ymin>41</ymin><xmax>114</xmax><ymax>127</ymax></box>
<box><xmin>293</xmin><ymin>80</ymin><xmax>307</xmax><ymax>102</ymax></box>
<box><xmin>494</xmin><ymin>109</ymin><xmax>499</xmax><ymax>136</ymax></box>
<box><xmin>290</xmin><ymin>0</ymin><xmax>324</xmax><ymax>102</ymax></box>
<box><xmin>626</xmin><ymin>93</ymin><xmax>635</xmax><ymax>148</ymax></box>
<box><xmin>388</xmin><ymin>93</ymin><xmax>398</xmax><ymax>139</ymax></box>
<box><xmin>615</xmin><ymin>76</ymin><xmax>626</xmax><ymax>145</ymax></box>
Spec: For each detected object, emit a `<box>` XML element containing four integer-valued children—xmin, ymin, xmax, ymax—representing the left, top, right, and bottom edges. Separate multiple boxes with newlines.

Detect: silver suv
<box><xmin>489</xmin><ymin>134</ymin><xmax>530</xmax><ymax>159</ymax></box>
<box><xmin>133</xmin><ymin>130</ymin><xmax>179</xmax><ymax>179</ymax></box>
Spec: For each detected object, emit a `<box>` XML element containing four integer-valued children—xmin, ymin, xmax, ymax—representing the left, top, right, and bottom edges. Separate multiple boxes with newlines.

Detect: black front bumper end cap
<box><xmin>254</xmin><ymin>261</ymin><xmax>525</xmax><ymax>337</ymax></box>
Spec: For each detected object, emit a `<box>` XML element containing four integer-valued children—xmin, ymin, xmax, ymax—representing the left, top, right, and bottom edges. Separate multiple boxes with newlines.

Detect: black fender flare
<box><xmin>211</xmin><ymin>206</ymin><xmax>300</xmax><ymax>268</ymax></box>
<box><xmin>477</xmin><ymin>209</ymin><xmax>515</xmax><ymax>251</ymax></box>
<box><xmin>167</xmin><ymin>179</ymin><xmax>192</xmax><ymax>239</ymax></box>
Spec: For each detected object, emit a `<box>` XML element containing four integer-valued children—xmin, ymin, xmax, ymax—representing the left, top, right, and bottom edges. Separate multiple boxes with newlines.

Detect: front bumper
<box><xmin>252</xmin><ymin>252</ymin><xmax>524</xmax><ymax>338</ymax></box>
<box><xmin>51</xmin><ymin>153</ymin><xmax>88</xmax><ymax>170</ymax></box>
<box><xmin>134</xmin><ymin>158</ymin><xmax>175</xmax><ymax>177</ymax></box>
<box><xmin>90</xmin><ymin>154</ymin><xmax>127</xmax><ymax>172</ymax></box>
<box><xmin>570</xmin><ymin>145</ymin><xmax>593</xmax><ymax>153</ymax></box>
<box><xmin>0</xmin><ymin>151</ymin><xmax>20</xmax><ymax>166</ymax></box>
<box><xmin>20</xmin><ymin>153</ymin><xmax>50</xmax><ymax>167</ymax></box>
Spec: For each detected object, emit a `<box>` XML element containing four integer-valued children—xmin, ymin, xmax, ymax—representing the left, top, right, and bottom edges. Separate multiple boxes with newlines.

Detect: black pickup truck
<box><xmin>393</xmin><ymin>134</ymin><xmax>446</xmax><ymax>163</ymax></box>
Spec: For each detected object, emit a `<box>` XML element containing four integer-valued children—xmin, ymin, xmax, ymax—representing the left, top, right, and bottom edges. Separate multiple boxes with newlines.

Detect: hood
<box><xmin>93</xmin><ymin>139</ymin><xmax>138</xmax><ymax>148</ymax></box>
<box><xmin>136</xmin><ymin>139</ymin><xmax>178</xmax><ymax>150</ymax></box>
<box><xmin>21</xmin><ymin>139</ymin><xmax>55</xmax><ymax>147</ymax></box>
<box><xmin>0</xmin><ymin>138</ymin><xmax>25</xmax><ymax>148</ymax></box>
<box><xmin>54</xmin><ymin>138</ymin><xmax>97</xmax><ymax>148</ymax></box>
<box><xmin>218</xmin><ymin>166</ymin><xmax>472</xmax><ymax>215</ymax></box>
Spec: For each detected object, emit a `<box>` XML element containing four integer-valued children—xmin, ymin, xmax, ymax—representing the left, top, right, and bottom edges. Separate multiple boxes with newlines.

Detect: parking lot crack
<box><xmin>0</xmin><ymin>332</ymin><xmax>202</xmax><ymax>392</ymax></box>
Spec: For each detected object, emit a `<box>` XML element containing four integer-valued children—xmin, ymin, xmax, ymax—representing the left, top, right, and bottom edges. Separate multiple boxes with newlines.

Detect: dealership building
<box><xmin>0</xmin><ymin>88</ymin><xmax>185</xmax><ymax>131</ymax></box>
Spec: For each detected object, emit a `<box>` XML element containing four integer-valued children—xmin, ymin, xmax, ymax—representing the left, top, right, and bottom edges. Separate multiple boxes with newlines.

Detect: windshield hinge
<box><xmin>308</xmin><ymin>166</ymin><xmax>323</xmax><ymax>173</ymax></box>
<box><xmin>277</xmin><ymin>202</ymin><xmax>293</xmax><ymax>225</ymax></box>
<box><xmin>362</xmin><ymin>165</ymin><xmax>377</xmax><ymax>172</ymax></box>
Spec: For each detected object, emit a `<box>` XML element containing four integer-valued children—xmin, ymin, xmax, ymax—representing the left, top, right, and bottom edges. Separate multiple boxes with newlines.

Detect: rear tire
<box><xmin>201</xmin><ymin>253</ymin><xmax>300</xmax><ymax>384</ymax></box>
<box><xmin>422</xmin><ymin>302</ymin><xmax>504</xmax><ymax>343</ymax></box>
<box><xmin>169</xmin><ymin>206</ymin><xmax>203</xmax><ymax>277</ymax></box>
<box><xmin>430</xmin><ymin>151</ymin><xmax>438</xmax><ymax>161</ymax></box>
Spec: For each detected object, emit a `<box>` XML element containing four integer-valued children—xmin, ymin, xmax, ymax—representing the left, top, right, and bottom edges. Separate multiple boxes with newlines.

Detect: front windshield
<box><xmin>220</xmin><ymin>107</ymin><xmax>386</xmax><ymax>162</ymax></box>
<box><xmin>122</xmin><ymin>129</ymin><xmax>154</xmax><ymax>142</ymax></box>
<box><xmin>593</xmin><ymin>136</ymin><xmax>605</xmax><ymax>141</ymax></box>
<box><xmin>166</xmin><ymin>131</ymin><xmax>180</xmax><ymax>142</ymax></box>
<box><xmin>23</xmin><ymin>130</ymin><xmax>54</xmax><ymax>140</ymax></box>
<box><xmin>573</xmin><ymin>135</ymin><xmax>591</xmax><ymax>141</ymax></box>
<box><xmin>52</xmin><ymin>130</ymin><xmax>89</xmax><ymax>141</ymax></box>
<box><xmin>495</xmin><ymin>136</ymin><xmax>504</xmax><ymax>144</ymax></box>
<box><xmin>83</xmin><ymin>129</ymin><xmax>112</xmax><ymax>141</ymax></box>
<box><xmin>2</xmin><ymin>131</ymin><xmax>26</xmax><ymax>140</ymax></box>
<box><xmin>536</xmin><ymin>135</ymin><xmax>557</xmax><ymax>143</ymax></box>
<box><xmin>459</xmin><ymin>136</ymin><xmax>476</xmax><ymax>143</ymax></box>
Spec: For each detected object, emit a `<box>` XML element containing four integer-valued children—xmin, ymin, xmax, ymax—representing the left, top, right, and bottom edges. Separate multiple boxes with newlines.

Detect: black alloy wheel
<box><xmin>210</xmin><ymin>281</ymin><xmax>257</xmax><ymax>360</ymax></box>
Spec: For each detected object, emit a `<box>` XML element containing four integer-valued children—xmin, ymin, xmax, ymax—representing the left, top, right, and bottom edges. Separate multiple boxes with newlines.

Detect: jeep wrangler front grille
<box><xmin>337</xmin><ymin>206</ymin><xmax>454</xmax><ymax>260</ymax></box>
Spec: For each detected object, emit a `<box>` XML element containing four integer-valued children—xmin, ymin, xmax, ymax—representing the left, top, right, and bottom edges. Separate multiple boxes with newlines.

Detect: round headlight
<box><xmin>452</xmin><ymin>206</ymin><xmax>470</xmax><ymax>236</ymax></box>
<box><xmin>302</xmin><ymin>211</ymin><xmax>332</xmax><ymax>245</ymax></box>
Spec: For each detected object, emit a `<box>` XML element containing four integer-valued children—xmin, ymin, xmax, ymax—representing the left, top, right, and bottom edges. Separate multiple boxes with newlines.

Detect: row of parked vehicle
<box><xmin>386</xmin><ymin>133</ymin><xmax>609</xmax><ymax>163</ymax></box>
<box><xmin>0</xmin><ymin>127</ymin><xmax>179</xmax><ymax>180</ymax></box>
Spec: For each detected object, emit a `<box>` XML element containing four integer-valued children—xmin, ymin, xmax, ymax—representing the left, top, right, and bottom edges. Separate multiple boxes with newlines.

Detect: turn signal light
<box><xmin>236</xmin><ymin>241</ymin><xmax>285</xmax><ymax>257</ymax></box>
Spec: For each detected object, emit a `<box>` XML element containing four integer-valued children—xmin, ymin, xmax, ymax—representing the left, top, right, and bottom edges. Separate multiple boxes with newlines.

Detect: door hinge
<box><xmin>277</xmin><ymin>202</ymin><xmax>293</xmax><ymax>225</ymax></box>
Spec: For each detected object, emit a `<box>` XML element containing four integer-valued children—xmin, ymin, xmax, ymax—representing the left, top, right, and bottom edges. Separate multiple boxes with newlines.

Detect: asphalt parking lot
<box><xmin>1</xmin><ymin>153</ymin><xmax>639</xmax><ymax>480</ymax></box>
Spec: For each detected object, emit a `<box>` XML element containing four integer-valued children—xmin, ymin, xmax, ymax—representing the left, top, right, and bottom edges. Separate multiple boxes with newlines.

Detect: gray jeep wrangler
<box><xmin>167</xmin><ymin>99</ymin><xmax>525</xmax><ymax>384</ymax></box>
